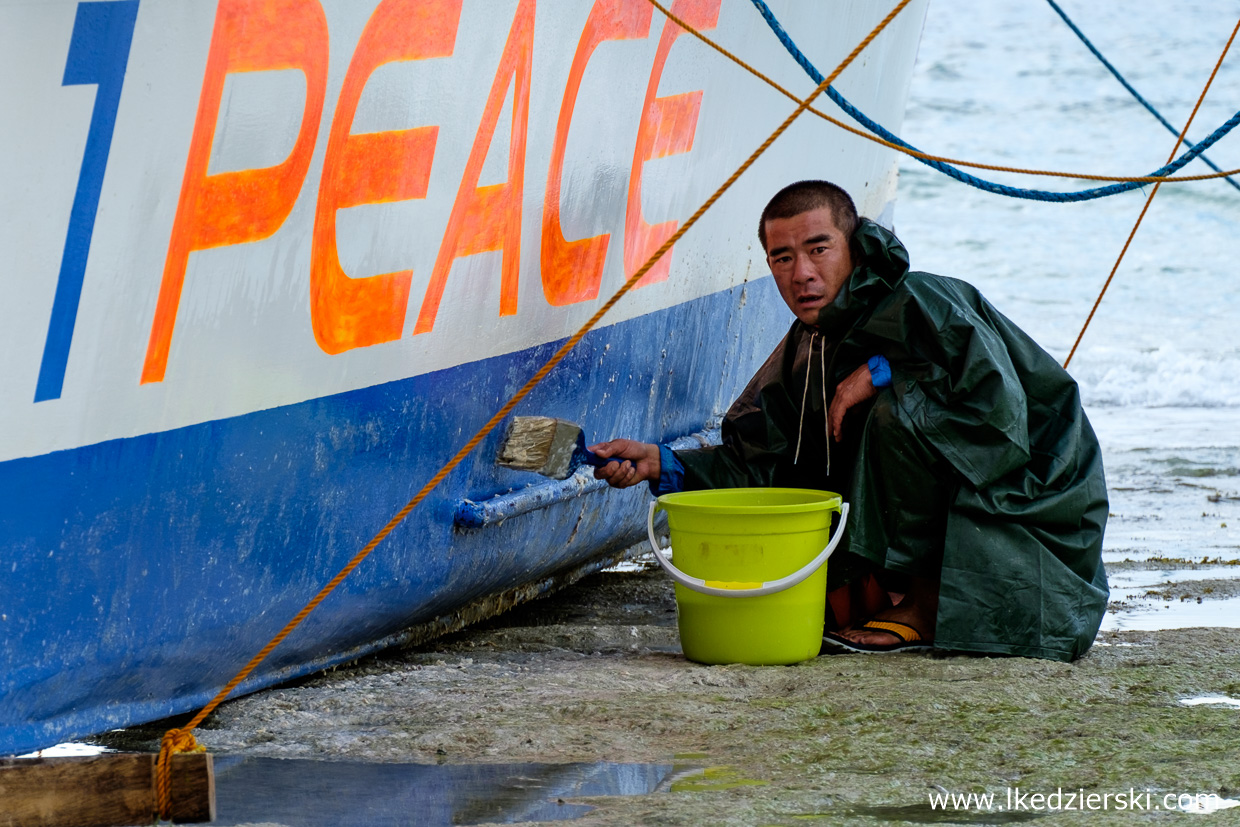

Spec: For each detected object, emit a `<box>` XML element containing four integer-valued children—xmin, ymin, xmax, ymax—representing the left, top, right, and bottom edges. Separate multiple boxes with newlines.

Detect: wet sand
<box><xmin>95</xmin><ymin>561</ymin><xmax>1240</xmax><ymax>826</ymax></box>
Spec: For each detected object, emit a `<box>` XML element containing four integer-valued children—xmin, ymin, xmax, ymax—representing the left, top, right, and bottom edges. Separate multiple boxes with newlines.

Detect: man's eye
<box><xmin>812</xmin><ymin>245</ymin><xmax>828</xmax><ymax>254</ymax></box>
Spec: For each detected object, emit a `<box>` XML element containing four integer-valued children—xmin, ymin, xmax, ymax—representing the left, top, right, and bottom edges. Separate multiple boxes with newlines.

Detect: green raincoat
<box><xmin>676</xmin><ymin>220</ymin><xmax>1109</xmax><ymax>662</ymax></box>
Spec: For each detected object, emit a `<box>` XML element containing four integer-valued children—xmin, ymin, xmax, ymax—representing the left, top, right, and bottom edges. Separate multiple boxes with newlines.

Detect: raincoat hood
<box><xmin>817</xmin><ymin>218</ymin><xmax>911</xmax><ymax>333</ymax></box>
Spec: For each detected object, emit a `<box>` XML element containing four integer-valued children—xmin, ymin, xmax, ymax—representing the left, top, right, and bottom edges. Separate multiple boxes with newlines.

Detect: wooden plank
<box><xmin>168</xmin><ymin>753</ymin><xmax>215</xmax><ymax>824</ymax></box>
<box><xmin>0</xmin><ymin>753</ymin><xmax>214</xmax><ymax>827</ymax></box>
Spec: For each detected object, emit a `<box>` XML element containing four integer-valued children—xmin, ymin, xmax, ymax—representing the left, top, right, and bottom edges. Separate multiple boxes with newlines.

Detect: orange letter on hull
<box><xmin>540</xmin><ymin>0</ymin><xmax>652</xmax><ymax>306</ymax></box>
<box><xmin>142</xmin><ymin>0</ymin><xmax>328</xmax><ymax>384</ymax></box>
<box><xmin>413</xmin><ymin>0</ymin><xmax>534</xmax><ymax>335</ymax></box>
<box><xmin>624</xmin><ymin>0</ymin><xmax>718</xmax><ymax>287</ymax></box>
<box><xmin>311</xmin><ymin>0</ymin><xmax>463</xmax><ymax>353</ymax></box>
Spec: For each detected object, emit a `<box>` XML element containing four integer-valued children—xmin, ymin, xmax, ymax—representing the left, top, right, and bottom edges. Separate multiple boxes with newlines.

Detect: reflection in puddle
<box><xmin>211</xmin><ymin>758</ymin><xmax>671</xmax><ymax>826</ymax></box>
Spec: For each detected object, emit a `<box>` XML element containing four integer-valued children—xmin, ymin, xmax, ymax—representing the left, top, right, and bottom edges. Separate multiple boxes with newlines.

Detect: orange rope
<box><xmin>154</xmin><ymin>0</ymin><xmax>915</xmax><ymax>811</ymax></box>
<box><xmin>1063</xmin><ymin>16</ymin><xmax>1240</xmax><ymax>369</ymax></box>
<box><xmin>155</xmin><ymin>727</ymin><xmax>203</xmax><ymax>819</ymax></box>
<box><xmin>647</xmin><ymin>0</ymin><xmax>1240</xmax><ymax>186</ymax></box>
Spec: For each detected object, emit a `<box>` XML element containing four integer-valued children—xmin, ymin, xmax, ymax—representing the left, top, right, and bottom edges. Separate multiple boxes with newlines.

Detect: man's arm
<box><xmin>827</xmin><ymin>356</ymin><xmax>891</xmax><ymax>441</ymax></box>
<box><xmin>593</xmin><ymin>326</ymin><xmax>806</xmax><ymax>494</ymax></box>
<box><xmin>591</xmin><ymin>440</ymin><xmax>689</xmax><ymax>495</ymax></box>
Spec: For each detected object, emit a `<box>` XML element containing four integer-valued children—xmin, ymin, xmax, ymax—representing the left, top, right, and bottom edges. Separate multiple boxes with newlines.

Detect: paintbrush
<box><xmin>497</xmin><ymin>416</ymin><xmax>621</xmax><ymax>479</ymax></box>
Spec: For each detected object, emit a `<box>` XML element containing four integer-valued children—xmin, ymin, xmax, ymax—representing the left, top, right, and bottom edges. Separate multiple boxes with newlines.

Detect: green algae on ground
<box><xmin>669</xmin><ymin>765</ymin><xmax>767</xmax><ymax>793</ymax></box>
<box><xmin>96</xmin><ymin>568</ymin><xmax>1240</xmax><ymax>826</ymax></box>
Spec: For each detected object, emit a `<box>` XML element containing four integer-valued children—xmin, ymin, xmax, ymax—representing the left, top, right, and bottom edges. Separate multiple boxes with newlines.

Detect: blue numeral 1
<box><xmin>34</xmin><ymin>0</ymin><xmax>139</xmax><ymax>403</ymax></box>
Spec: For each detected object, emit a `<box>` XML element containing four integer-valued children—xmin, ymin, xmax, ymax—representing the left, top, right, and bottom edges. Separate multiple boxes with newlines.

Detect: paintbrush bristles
<box><xmin>497</xmin><ymin>416</ymin><xmax>559</xmax><ymax>470</ymax></box>
<box><xmin>498</xmin><ymin>416</ymin><xmax>584</xmax><ymax>478</ymax></box>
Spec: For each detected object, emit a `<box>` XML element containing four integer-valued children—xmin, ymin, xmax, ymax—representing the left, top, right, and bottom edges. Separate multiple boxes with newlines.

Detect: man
<box><xmin>592</xmin><ymin>180</ymin><xmax>1108</xmax><ymax>662</ymax></box>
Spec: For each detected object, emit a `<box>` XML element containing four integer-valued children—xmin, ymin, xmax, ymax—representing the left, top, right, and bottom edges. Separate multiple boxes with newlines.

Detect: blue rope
<box><xmin>748</xmin><ymin>0</ymin><xmax>1240</xmax><ymax>202</ymax></box>
<box><xmin>1045</xmin><ymin>0</ymin><xmax>1240</xmax><ymax>193</ymax></box>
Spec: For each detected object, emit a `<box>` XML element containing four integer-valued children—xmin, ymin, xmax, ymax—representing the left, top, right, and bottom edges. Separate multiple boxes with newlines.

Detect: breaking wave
<box><xmin>1073</xmin><ymin>346</ymin><xmax>1240</xmax><ymax>409</ymax></box>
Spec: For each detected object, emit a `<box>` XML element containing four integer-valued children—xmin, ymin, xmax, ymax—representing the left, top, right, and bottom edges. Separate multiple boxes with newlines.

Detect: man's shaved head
<box><xmin>759</xmin><ymin>180</ymin><xmax>859</xmax><ymax>252</ymax></box>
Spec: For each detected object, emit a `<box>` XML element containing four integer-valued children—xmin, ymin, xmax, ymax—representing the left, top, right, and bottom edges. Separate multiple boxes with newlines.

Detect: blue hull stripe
<box><xmin>1</xmin><ymin>279</ymin><xmax>785</xmax><ymax>754</ymax></box>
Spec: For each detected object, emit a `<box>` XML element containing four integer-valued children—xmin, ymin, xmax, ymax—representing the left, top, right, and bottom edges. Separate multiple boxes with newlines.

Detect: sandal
<box><xmin>822</xmin><ymin>619</ymin><xmax>933</xmax><ymax>654</ymax></box>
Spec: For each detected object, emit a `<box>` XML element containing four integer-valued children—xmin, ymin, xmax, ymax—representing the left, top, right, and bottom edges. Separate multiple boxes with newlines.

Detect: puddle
<box><xmin>16</xmin><ymin>742</ymin><xmax>112</xmax><ymax>758</ymax></box>
<box><xmin>603</xmin><ymin>553</ymin><xmax>658</xmax><ymax>573</ymax></box>
<box><xmin>1178</xmin><ymin>796</ymin><xmax>1240</xmax><ymax>814</ymax></box>
<box><xmin>1180</xmin><ymin>696</ymin><xmax>1240</xmax><ymax>708</ymax></box>
<box><xmin>1100</xmin><ymin>565</ymin><xmax>1240</xmax><ymax>631</ymax></box>
<box><xmin>1100</xmin><ymin>595</ymin><xmax>1240</xmax><ymax>632</ymax></box>
<box><xmin>210</xmin><ymin>757</ymin><xmax>672</xmax><ymax>826</ymax></box>
<box><xmin>1108</xmin><ymin>566</ymin><xmax>1240</xmax><ymax>593</ymax></box>
<box><xmin>12</xmin><ymin>749</ymin><xmax>748</xmax><ymax>824</ymax></box>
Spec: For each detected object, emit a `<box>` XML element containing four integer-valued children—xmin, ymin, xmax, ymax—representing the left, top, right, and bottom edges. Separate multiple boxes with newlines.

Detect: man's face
<box><xmin>764</xmin><ymin>206</ymin><xmax>854</xmax><ymax>327</ymax></box>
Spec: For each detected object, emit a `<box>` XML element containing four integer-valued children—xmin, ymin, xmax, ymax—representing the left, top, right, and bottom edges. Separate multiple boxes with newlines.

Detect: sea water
<box><xmin>888</xmin><ymin>0</ymin><xmax>1240</xmax><ymax>629</ymax></box>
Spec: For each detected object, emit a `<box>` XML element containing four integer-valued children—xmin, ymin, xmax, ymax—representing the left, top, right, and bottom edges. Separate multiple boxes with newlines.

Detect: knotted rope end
<box><xmin>156</xmin><ymin>727</ymin><xmax>205</xmax><ymax>820</ymax></box>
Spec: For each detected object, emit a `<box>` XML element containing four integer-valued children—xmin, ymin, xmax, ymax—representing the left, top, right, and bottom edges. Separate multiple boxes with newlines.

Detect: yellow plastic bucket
<box><xmin>646</xmin><ymin>489</ymin><xmax>847</xmax><ymax>665</ymax></box>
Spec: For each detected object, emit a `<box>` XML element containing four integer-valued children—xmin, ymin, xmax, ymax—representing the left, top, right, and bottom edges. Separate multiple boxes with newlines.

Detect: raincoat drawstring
<box><xmin>793</xmin><ymin>330</ymin><xmax>831</xmax><ymax>473</ymax></box>
<box><xmin>820</xmin><ymin>335</ymin><xmax>830</xmax><ymax>475</ymax></box>
<box><xmin>793</xmin><ymin>331</ymin><xmax>813</xmax><ymax>464</ymax></box>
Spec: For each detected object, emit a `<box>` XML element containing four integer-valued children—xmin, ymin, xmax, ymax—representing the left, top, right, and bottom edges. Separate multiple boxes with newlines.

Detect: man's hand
<box><xmin>589</xmin><ymin>439</ymin><xmax>660</xmax><ymax>489</ymax></box>
<box><xmin>829</xmin><ymin>364</ymin><xmax>879</xmax><ymax>441</ymax></box>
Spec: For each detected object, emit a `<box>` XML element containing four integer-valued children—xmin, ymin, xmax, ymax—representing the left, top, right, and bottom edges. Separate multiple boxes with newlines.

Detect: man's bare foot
<box><xmin>835</xmin><ymin>574</ymin><xmax>939</xmax><ymax>648</ymax></box>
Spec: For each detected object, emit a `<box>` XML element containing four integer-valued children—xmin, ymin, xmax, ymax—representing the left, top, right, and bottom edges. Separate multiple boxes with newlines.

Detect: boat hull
<box><xmin>0</xmin><ymin>0</ymin><xmax>926</xmax><ymax>754</ymax></box>
<box><xmin>5</xmin><ymin>280</ymin><xmax>795</xmax><ymax>752</ymax></box>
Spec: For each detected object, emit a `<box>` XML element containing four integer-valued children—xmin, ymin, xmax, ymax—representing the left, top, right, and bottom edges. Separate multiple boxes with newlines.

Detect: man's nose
<box><xmin>793</xmin><ymin>254</ymin><xmax>817</xmax><ymax>283</ymax></box>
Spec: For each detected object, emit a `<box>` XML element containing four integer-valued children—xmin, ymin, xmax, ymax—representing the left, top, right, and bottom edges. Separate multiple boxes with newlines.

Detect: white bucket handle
<box><xmin>646</xmin><ymin>499</ymin><xmax>849</xmax><ymax>598</ymax></box>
